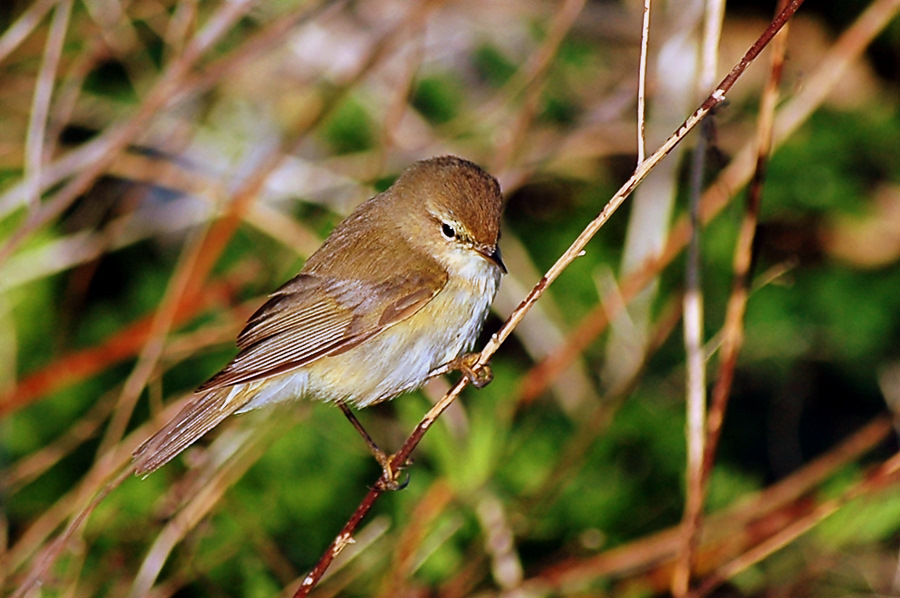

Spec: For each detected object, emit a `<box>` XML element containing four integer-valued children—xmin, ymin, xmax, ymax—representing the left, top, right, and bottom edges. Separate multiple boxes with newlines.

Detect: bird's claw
<box><xmin>453</xmin><ymin>353</ymin><xmax>493</xmax><ymax>388</ymax></box>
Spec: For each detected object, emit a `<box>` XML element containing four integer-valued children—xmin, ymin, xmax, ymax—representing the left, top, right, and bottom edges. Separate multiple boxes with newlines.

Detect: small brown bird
<box><xmin>133</xmin><ymin>156</ymin><xmax>506</xmax><ymax>480</ymax></box>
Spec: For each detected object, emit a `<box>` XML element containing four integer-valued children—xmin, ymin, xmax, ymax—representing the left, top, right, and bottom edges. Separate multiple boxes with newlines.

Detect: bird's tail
<box><xmin>132</xmin><ymin>382</ymin><xmax>259</xmax><ymax>476</ymax></box>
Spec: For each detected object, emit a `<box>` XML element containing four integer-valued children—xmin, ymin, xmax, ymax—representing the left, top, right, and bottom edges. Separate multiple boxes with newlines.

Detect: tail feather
<box><xmin>133</xmin><ymin>384</ymin><xmax>255</xmax><ymax>476</ymax></box>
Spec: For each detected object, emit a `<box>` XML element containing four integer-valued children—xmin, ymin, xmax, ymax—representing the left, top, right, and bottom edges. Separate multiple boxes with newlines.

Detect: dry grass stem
<box><xmin>637</xmin><ymin>0</ymin><xmax>651</xmax><ymax>164</ymax></box>
<box><xmin>23</xmin><ymin>0</ymin><xmax>72</xmax><ymax>211</ymax></box>
<box><xmin>672</xmin><ymin>0</ymin><xmax>726</xmax><ymax>592</ymax></box>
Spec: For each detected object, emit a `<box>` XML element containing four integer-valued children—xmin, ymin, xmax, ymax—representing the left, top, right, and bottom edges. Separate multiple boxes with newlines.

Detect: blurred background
<box><xmin>2</xmin><ymin>0</ymin><xmax>900</xmax><ymax>596</ymax></box>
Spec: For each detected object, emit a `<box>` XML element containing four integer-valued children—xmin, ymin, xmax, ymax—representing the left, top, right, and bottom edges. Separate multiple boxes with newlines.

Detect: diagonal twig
<box><xmin>292</xmin><ymin>2</ymin><xmax>805</xmax><ymax>594</ymax></box>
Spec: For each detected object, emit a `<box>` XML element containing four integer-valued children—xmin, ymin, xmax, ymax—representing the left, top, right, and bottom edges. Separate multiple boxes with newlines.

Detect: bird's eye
<box><xmin>441</xmin><ymin>222</ymin><xmax>456</xmax><ymax>239</ymax></box>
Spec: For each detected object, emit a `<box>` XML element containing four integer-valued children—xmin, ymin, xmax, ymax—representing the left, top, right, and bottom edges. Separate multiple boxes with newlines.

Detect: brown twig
<box><xmin>674</xmin><ymin>100</ymin><xmax>712</xmax><ymax>598</ymax></box>
<box><xmin>292</xmin><ymin>3</ymin><xmax>804</xmax><ymax>594</ymax></box>
<box><xmin>676</xmin><ymin>7</ymin><xmax>791</xmax><ymax>595</ymax></box>
<box><xmin>699</xmin><ymin>0</ymin><xmax>793</xmax><ymax>552</ymax></box>
<box><xmin>480</xmin><ymin>0</ymin><xmax>803</xmax><ymax>371</ymax></box>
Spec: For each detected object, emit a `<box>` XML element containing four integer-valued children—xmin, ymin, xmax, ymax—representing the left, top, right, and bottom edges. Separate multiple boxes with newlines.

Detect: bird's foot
<box><xmin>449</xmin><ymin>352</ymin><xmax>493</xmax><ymax>388</ymax></box>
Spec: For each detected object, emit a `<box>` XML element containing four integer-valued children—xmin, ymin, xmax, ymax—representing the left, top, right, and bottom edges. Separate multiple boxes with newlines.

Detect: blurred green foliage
<box><xmin>321</xmin><ymin>95</ymin><xmax>376</xmax><ymax>155</ymax></box>
<box><xmin>412</xmin><ymin>74</ymin><xmax>464</xmax><ymax>124</ymax></box>
<box><xmin>766</xmin><ymin>110</ymin><xmax>900</xmax><ymax>216</ymax></box>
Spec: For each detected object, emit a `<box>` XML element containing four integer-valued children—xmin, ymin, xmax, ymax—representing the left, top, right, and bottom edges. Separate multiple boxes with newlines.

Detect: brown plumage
<box><xmin>133</xmin><ymin>156</ymin><xmax>505</xmax><ymax>476</ymax></box>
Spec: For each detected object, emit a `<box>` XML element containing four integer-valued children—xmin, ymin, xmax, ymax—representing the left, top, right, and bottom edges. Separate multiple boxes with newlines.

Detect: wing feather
<box><xmin>198</xmin><ymin>269</ymin><xmax>447</xmax><ymax>391</ymax></box>
<box><xmin>133</xmin><ymin>384</ymin><xmax>255</xmax><ymax>476</ymax></box>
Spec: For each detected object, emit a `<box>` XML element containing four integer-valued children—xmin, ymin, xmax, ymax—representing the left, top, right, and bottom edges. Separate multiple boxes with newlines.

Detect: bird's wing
<box><xmin>197</xmin><ymin>269</ymin><xmax>448</xmax><ymax>391</ymax></box>
<box><xmin>133</xmin><ymin>269</ymin><xmax>447</xmax><ymax>476</ymax></box>
<box><xmin>132</xmin><ymin>383</ymin><xmax>254</xmax><ymax>476</ymax></box>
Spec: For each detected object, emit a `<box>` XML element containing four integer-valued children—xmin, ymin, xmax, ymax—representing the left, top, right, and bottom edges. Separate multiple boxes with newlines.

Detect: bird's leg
<box><xmin>439</xmin><ymin>352</ymin><xmax>493</xmax><ymax>388</ymax></box>
<box><xmin>337</xmin><ymin>402</ymin><xmax>408</xmax><ymax>491</ymax></box>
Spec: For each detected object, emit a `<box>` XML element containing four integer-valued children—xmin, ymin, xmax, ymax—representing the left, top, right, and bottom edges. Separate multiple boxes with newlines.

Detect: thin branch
<box><xmin>637</xmin><ymin>0</ymin><xmax>651</xmax><ymax>164</ymax></box>
<box><xmin>604</xmin><ymin>0</ymin><xmax>705</xmax><ymax>397</ymax></box>
<box><xmin>675</xmin><ymin>153</ymin><xmax>708</xmax><ymax>597</ymax></box>
<box><xmin>703</xmin><ymin>0</ymin><xmax>792</xmax><ymax>506</ymax></box>
<box><xmin>683</xmin><ymin>8</ymin><xmax>791</xmax><ymax>593</ymax></box>
<box><xmin>0</xmin><ymin>0</ymin><xmax>57</xmax><ymax>66</ymax></box>
<box><xmin>480</xmin><ymin>0</ymin><xmax>803</xmax><ymax>374</ymax></box>
<box><xmin>24</xmin><ymin>0</ymin><xmax>72</xmax><ymax>210</ymax></box>
<box><xmin>292</xmin><ymin>3</ymin><xmax>804</xmax><ymax>594</ymax></box>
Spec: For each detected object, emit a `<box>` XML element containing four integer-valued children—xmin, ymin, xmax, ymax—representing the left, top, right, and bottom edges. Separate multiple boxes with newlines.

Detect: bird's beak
<box><xmin>478</xmin><ymin>244</ymin><xmax>507</xmax><ymax>274</ymax></box>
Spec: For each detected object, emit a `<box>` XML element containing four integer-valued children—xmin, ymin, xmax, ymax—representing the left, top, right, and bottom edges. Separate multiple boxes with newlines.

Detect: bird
<box><xmin>132</xmin><ymin>155</ymin><xmax>506</xmax><ymax>485</ymax></box>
